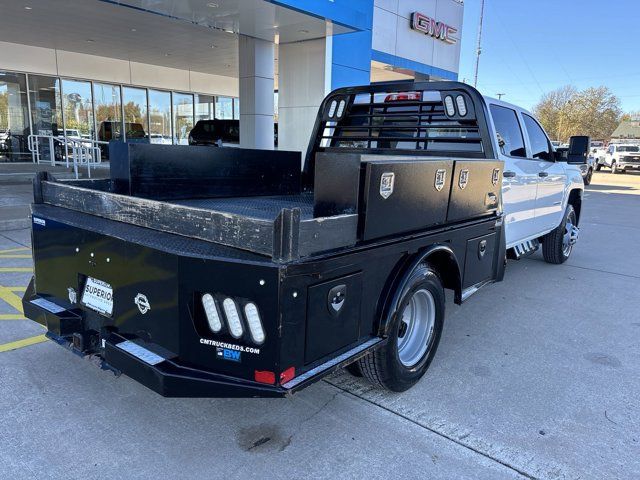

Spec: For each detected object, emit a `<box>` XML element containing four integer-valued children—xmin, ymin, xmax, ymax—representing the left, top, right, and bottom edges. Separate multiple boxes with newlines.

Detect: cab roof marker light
<box><xmin>444</xmin><ymin>95</ymin><xmax>456</xmax><ymax>116</ymax></box>
<box><xmin>244</xmin><ymin>303</ymin><xmax>265</xmax><ymax>345</ymax></box>
<box><xmin>222</xmin><ymin>298</ymin><xmax>243</xmax><ymax>338</ymax></box>
<box><xmin>456</xmin><ymin>95</ymin><xmax>467</xmax><ymax>116</ymax></box>
<box><xmin>328</xmin><ymin>100</ymin><xmax>337</xmax><ymax>118</ymax></box>
<box><xmin>336</xmin><ymin>99</ymin><xmax>346</xmax><ymax>118</ymax></box>
<box><xmin>202</xmin><ymin>293</ymin><xmax>222</xmax><ymax>333</ymax></box>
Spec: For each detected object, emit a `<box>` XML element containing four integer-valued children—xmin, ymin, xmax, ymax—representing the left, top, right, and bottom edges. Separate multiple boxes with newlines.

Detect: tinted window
<box><xmin>489</xmin><ymin>105</ymin><xmax>526</xmax><ymax>157</ymax></box>
<box><xmin>522</xmin><ymin>114</ymin><xmax>552</xmax><ymax>160</ymax></box>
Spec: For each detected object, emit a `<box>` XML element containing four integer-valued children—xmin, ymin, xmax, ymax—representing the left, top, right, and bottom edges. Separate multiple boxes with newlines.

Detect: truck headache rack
<box><xmin>304</xmin><ymin>81</ymin><xmax>496</xmax><ymax>185</ymax></box>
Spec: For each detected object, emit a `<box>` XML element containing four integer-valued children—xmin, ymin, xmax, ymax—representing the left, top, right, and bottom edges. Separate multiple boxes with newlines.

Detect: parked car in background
<box><xmin>188</xmin><ymin>119</ymin><xmax>278</xmax><ymax>147</ymax></box>
<box><xmin>601</xmin><ymin>144</ymin><xmax>640</xmax><ymax>174</ymax></box>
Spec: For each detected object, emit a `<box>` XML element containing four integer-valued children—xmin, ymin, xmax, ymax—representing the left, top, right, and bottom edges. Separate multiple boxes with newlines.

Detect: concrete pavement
<box><xmin>0</xmin><ymin>171</ymin><xmax>639</xmax><ymax>479</ymax></box>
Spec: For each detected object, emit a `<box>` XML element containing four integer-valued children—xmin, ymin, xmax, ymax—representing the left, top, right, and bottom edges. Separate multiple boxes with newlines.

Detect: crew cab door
<box><xmin>604</xmin><ymin>145</ymin><xmax>615</xmax><ymax>166</ymax></box>
<box><xmin>520</xmin><ymin>113</ymin><xmax>568</xmax><ymax>234</ymax></box>
<box><xmin>488</xmin><ymin>104</ymin><xmax>539</xmax><ymax>246</ymax></box>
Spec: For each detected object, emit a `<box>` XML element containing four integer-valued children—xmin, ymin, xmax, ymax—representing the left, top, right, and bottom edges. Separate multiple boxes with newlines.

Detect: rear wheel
<box><xmin>584</xmin><ymin>168</ymin><xmax>593</xmax><ymax>185</ymax></box>
<box><xmin>542</xmin><ymin>204</ymin><xmax>577</xmax><ymax>264</ymax></box>
<box><xmin>358</xmin><ymin>264</ymin><xmax>444</xmax><ymax>392</ymax></box>
<box><xmin>595</xmin><ymin>163</ymin><xmax>602</xmax><ymax>171</ymax></box>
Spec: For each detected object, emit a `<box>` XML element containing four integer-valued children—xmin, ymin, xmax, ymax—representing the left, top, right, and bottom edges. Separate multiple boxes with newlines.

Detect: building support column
<box><xmin>239</xmin><ymin>35</ymin><xmax>274</xmax><ymax>150</ymax></box>
<box><xmin>277</xmin><ymin>37</ymin><xmax>332</xmax><ymax>158</ymax></box>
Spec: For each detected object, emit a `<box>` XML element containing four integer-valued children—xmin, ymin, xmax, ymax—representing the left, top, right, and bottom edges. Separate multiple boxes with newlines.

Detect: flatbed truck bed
<box><xmin>23</xmin><ymin>81</ymin><xmax>507</xmax><ymax>396</ymax></box>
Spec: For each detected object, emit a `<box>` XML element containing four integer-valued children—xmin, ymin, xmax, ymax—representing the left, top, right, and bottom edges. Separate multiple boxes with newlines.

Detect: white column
<box><xmin>277</xmin><ymin>37</ymin><xmax>332</xmax><ymax>161</ymax></box>
<box><xmin>239</xmin><ymin>35</ymin><xmax>274</xmax><ymax>150</ymax></box>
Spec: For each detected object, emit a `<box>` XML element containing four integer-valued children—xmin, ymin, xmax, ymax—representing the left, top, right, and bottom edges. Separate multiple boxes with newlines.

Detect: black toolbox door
<box><xmin>447</xmin><ymin>160</ymin><xmax>502</xmax><ymax>222</ymax></box>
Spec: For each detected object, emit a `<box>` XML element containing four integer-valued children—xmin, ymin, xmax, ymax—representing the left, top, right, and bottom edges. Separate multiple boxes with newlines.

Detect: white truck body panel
<box><xmin>483</xmin><ymin>97</ymin><xmax>583</xmax><ymax>249</ymax></box>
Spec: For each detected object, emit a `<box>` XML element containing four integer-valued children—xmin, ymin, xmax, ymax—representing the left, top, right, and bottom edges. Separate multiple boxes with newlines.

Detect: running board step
<box><xmin>509</xmin><ymin>239</ymin><xmax>540</xmax><ymax>259</ymax></box>
<box><xmin>283</xmin><ymin>337</ymin><xmax>383</xmax><ymax>391</ymax></box>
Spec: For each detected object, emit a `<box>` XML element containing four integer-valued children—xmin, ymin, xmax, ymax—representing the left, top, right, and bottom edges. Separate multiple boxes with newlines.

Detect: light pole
<box><xmin>474</xmin><ymin>0</ymin><xmax>486</xmax><ymax>88</ymax></box>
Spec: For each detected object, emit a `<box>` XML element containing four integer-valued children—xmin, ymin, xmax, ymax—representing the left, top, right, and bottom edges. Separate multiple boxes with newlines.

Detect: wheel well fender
<box><xmin>567</xmin><ymin>189</ymin><xmax>583</xmax><ymax>224</ymax></box>
<box><xmin>377</xmin><ymin>245</ymin><xmax>462</xmax><ymax>337</ymax></box>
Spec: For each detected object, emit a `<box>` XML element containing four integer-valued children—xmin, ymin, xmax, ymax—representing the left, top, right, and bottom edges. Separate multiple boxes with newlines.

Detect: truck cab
<box><xmin>484</xmin><ymin>98</ymin><xmax>585</xmax><ymax>262</ymax></box>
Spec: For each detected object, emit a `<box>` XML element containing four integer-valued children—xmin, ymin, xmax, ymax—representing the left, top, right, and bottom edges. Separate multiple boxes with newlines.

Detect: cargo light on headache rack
<box><xmin>384</xmin><ymin>92</ymin><xmax>422</xmax><ymax>102</ymax></box>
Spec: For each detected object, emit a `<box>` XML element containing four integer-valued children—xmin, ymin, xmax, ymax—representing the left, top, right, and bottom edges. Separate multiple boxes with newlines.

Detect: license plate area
<box><xmin>81</xmin><ymin>276</ymin><xmax>113</xmax><ymax>316</ymax></box>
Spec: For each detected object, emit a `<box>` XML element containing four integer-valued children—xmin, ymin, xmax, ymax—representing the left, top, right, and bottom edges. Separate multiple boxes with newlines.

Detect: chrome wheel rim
<box><xmin>562</xmin><ymin>210</ymin><xmax>577</xmax><ymax>257</ymax></box>
<box><xmin>397</xmin><ymin>288</ymin><xmax>436</xmax><ymax>367</ymax></box>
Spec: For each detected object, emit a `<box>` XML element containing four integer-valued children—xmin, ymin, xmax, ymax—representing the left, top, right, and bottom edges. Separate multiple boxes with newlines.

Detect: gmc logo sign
<box><xmin>411</xmin><ymin>12</ymin><xmax>458</xmax><ymax>44</ymax></box>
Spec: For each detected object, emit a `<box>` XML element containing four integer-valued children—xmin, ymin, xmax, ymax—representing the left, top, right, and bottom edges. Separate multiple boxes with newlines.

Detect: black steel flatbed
<box><xmin>24</xmin><ymin>81</ymin><xmax>508</xmax><ymax>397</ymax></box>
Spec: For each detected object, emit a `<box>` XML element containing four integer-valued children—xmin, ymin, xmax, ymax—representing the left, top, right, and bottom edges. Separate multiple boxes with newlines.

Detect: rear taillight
<box><xmin>243</xmin><ymin>302</ymin><xmax>265</xmax><ymax>344</ymax></box>
<box><xmin>201</xmin><ymin>294</ymin><xmax>222</xmax><ymax>333</ymax></box>
<box><xmin>280</xmin><ymin>367</ymin><xmax>295</xmax><ymax>384</ymax></box>
<box><xmin>222</xmin><ymin>298</ymin><xmax>243</xmax><ymax>339</ymax></box>
<box><xmin>200</xmin><ymin>293</ymin><xmax>266</xmax><ymax>345</ymax></box>
<box><xmin>254</xmin><ymin>370</ymin><xmax>276</xmax><ymax>385</ymax></box>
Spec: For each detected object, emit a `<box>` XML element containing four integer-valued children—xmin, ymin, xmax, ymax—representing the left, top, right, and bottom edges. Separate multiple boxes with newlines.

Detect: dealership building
<box><xmin>0</xmin><ymin>0</ymin><xmax>463</xmax><ymax>163</ymax></box>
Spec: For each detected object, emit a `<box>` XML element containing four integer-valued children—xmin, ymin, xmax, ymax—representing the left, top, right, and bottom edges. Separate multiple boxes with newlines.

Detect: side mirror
<box><xmin>566</xmin><ymin>135</ymin><xmax>590</xmax><ymax>164</ymax></box>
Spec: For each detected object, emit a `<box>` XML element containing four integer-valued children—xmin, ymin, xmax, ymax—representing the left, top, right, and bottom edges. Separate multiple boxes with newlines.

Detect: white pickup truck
<box><xmin>485</xmin><ymin>98</ymin><xmax>585</xmax><ymax>264</ymax></box>
<box><xmin>599</xmin><ymin>144</ymin><xmax>640</xmax><ymax>174</ymax></box>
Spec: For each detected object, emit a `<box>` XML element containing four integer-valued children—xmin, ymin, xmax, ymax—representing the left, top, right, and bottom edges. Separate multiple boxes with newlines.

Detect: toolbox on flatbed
<box><xmin>24</xmin><ymin>81</ymin><xmax>506</xmax><ymax>397</ymax></box>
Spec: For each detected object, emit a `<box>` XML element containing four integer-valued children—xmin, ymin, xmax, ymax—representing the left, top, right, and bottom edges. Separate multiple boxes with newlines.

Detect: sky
<box><xmin>457</xmin><ymin>0</ymin><xmax>640</xmax><ymax>112</ymax></box>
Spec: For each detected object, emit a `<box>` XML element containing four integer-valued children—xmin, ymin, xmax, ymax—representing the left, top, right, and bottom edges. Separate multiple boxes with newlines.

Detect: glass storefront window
<box><xmin>172</xmin><ymin>92</ymin><xmax>193</xmax><ymax>145</ymax></box>
<box><xmin>148</xmin><ymin>89</ymin><xmax>171</xmax><ymax>144</ymax></box>
<box><xmin>94</xmin><ymin>83</ymin><xmax>122</xmax><ymax>141</ymax></box>
<box><xmin>233</xmin><ymin>98</ymin><xmax>240</xmax><ymax>120</ymax></box>
<box><xmin>28</xmin><ymin>74</ymin><xmax>63</xmax><ymax>163</ymax></box>
<box><xmin>215</xmin><ymin>96</ymin><xmax>233</xmax><ymax>119</ymax></box>
<box><xmin>122</xmin><ymin>86</ymin><xmax>149</xmax><ymax>141</ymax></box>
<box><xmin>61</xmin><ymin>79</ymin><xmax>94</xmax><ymax>140</ymax></box>
<box><xmin>29</xmin><ymin>74</ymin><xmax>62</xmax><ymax>137</ymax></box>
<box><xmin>0</xmin><ymin>71</ymin><xmax>30</xmax><ymax>162</ymax></box>
<box><xmin>195</xmin><ymin>94</ymin><xmax>215</xmax><ymax>123</ymax></box>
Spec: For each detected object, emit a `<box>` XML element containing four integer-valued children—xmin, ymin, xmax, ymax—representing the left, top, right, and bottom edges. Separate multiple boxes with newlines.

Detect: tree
<box><xmin>533</xmin><ymin>85</ymin><xmax>622</xmax><ymax>142</ymax></box>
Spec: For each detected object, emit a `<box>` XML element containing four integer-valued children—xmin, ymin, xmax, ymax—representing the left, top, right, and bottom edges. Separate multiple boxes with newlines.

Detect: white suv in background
<box><xmin>484</xmin><ymin>98</ymin><xmax>585</xmax><ymax>264</ymax></box>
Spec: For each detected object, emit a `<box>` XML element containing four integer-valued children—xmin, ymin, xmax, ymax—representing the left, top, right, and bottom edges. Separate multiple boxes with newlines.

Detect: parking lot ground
<box><xmin>1</xmin><ymin>171</ymin><xmax>639</xmax><ymax>479</ymax></box>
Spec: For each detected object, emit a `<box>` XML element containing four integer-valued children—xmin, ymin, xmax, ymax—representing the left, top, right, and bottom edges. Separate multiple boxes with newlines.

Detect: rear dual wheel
<box><xmin>356</xmin><ymin>264</ymin><xmax>445</xmax><ymax>392</ymax></box>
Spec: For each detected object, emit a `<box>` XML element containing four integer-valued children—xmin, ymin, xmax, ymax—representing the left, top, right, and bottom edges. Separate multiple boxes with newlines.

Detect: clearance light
<box><xmin>336</xmin><ymin>99</ymin><xmax>346</xmax><ymax>118</ymax></box>
<box><xmin>222</xmin><ymin>298</ymin><xmax>243</xmax><ymax>338</ymax></box>
<box><xmin>384</xmin><ymin>92</ymin><xmax>421</xmax><ymax>102</ymax></box>
<box><xmin>202</xmin><ymin>294</ymin><xmax>222</xmax><ymax>333</ymax></box>
<box><xmin>456</xmin><ymin>95</ymin><xmax>467</xmax><ymax>116</ymax></box>
<box><xmin>244</xmin><ymin>303</ymin><xmax>265</xmax><ymax>344</ymax></box>
<box><xmin>328</xmin><ymin>100</ymin><xmax>337</xmax><ymax>117</ymax></box>
<box><xmin>444</xmin><ymin>95</ymin><xmax>456</xmax><ymax>116</ymax></box>
<box><xmin>280</xmin><ymin>366</ymin><xmax>296</xmax><ymax>384</ymax></box>
<box><xmin>255</xmin><ymin>370</ymin><xmax>276</xmax><ymax>385</ymax></box>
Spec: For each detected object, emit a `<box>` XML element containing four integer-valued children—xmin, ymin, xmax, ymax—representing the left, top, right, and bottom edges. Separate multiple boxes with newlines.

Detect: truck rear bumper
<box><xmin>23</xmin><ymin>277</ymin><xmax>382</xmax><ymax>397</ymax></box>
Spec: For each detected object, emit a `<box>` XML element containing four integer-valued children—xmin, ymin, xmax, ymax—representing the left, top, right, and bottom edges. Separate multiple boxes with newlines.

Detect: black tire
<box><xmin>358</xmin><ymin>264</ymin><xmax>445</xmax><ymax>392</ymax></box>
<box><xmin>595</xmin><ymin>163</ymin><xmax>602</xmax><ymax>171</ymax></box>
<box><xmin>584</xmin><ymin>168</ymin><xmax>592</xmax><ymax>185</ymax></box>
<box><xmin>542</xmin><ymin>204</ymin><xmax>577</xmax><ymax>264</ymax></box>
<box><xmin>344</xmin><ymin>361</ymin><xmax>363</xmax><ymax>377</ymax></box>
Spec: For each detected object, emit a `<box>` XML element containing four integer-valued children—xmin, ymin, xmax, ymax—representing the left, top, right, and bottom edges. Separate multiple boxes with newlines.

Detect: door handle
<box><xmin>538</xmin><ymin>171</ymin><xmax>549</xmax><ymax>177</ymax></box>
<box><xmin>503</xmin><ymin>171</ymin><xmax>516</xmax><ymax>178</ymax></box>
